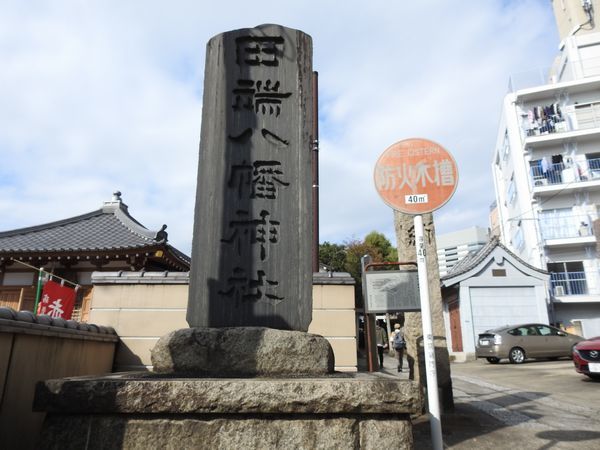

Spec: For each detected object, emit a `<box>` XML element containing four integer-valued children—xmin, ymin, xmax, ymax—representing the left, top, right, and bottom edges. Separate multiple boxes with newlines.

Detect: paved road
<box><xmin>413</xmin><ymin>358</ymin><xmax>600</xmax><ymax>449</ymax></box>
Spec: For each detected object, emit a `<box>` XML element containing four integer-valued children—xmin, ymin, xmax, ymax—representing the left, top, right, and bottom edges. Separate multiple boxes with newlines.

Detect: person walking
<box><xmin>391</xmin><ymin>323</ymin><xmax>406</xmax><ymax>372</ymax></box>
<box><xmin>375</xmin><ymin>320</ymin><xmax>388</xmax><ymax>369</ymax></box>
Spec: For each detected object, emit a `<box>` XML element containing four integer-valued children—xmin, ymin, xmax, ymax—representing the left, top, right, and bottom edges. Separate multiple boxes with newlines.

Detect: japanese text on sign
<box><xmin>373</xmin><ymin>138</ymin><xmax>459</xmax><ymax>215</ymax></box>
<box><xmin>375</xmin><ymin>160</ymin><xmax>456</xmax><ymax>191</ymax></box>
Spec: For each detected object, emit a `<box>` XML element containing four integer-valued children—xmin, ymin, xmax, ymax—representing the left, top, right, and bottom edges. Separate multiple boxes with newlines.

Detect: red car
<box><xmin>573</xmin><ymin>336</ymin><xmax>600</xmax><ymax>380</ymax></box>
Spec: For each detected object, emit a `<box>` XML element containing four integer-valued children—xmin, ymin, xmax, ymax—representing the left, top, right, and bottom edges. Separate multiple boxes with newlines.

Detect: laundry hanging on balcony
<box><xmin>525</xmin><ymin>103</ymin><xmax>566</xmax><ymax>136</ymax></box>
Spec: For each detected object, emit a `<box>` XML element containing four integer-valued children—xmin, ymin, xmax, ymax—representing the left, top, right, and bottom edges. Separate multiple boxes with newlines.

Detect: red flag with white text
<box><xmin>37</xmin><ymin>280</ymin><xmax>76</xmax><ymax>319</ymax></box>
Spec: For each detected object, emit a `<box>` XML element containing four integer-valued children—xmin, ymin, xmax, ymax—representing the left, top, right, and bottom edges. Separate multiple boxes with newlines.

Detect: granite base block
<box><xmin>151</xmin><ymin>327</ymin><xmax>335</xmax><ymax>376</ymax></box>
<box><xmin>39</xmin><ymin>415</ymin><xmax>413</xmax><ymax>450</ymax></box>
<box><xmin>34</xmin><ymin>373</ymin><xmax>422</xmax><ymax>449</ymax></box>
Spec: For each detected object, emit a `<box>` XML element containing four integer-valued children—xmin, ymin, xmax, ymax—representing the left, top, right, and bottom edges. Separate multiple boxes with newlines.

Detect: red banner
<box><xmin>37</xmin><ymin>280</ymin><xmax>76</xmax><ymax>320</ymax></box>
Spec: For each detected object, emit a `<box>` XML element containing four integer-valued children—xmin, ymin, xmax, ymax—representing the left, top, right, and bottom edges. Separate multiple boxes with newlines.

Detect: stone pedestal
<box><xmin>34</xmin><ymin>373</ymin><xmax>421</xmax><ymax>449</ymax></box>
<box><xmin>34</xmin><ymin>329</ymin><xmax>422</xmax><ymax>448</ymax></box>
<box><xmin>151</xmin><ymin>327</ymin><xmax>334</xmax><ymax>376</ymax></box>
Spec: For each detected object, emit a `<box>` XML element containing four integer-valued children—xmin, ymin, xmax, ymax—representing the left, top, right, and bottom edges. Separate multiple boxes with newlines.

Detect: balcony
<box><xmin>522</xmin><ymin>102</ymin><xmax>600</xmax><ymax>149</ymax></box>
<box><xmin>551</xmin><ymin>272</ymin><xmax>588</xmax><ymax>296</ymax></box>
<box><xmin>509</xmin><ymin>67</ymin><xmax>600</xmax><ymax>97</ymax></box>
<box><xmin>539</xmin><ymin>214</ymin><xmax>596</xmax><ymax>242</ymax></box>
<box><xmin>524</xmin><ymin>127</ymin><xmax>600</xmax><ymax>150</ymax></box>
<box><xmin>508</xmin><ymin>66</ymin><xmax>553</xmax><ymax>92</ymax></box>
<box><xmin>518</xmin><ymin>92</ymin><xmax>600</xmax><ymax>151</ymax></box>
<box><xmin>531</xmin><ymin>158</ymin><xmax>600</xmax><ymax>194</ymax></box>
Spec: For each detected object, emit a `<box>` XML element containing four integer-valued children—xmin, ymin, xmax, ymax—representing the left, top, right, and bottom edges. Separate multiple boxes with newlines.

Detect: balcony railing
<box><xmin>508</xmin><ymin>56</ymin><xmax>600</xmax><ymax>92</ymax></box>
<box><xmin>508</xmin><ymin>66</ymin><xmax>553</xmax><ymax>92</ymax></box>
<box><xmin>550</xmin><ymin>272</ymin><xmax>588</xmax><ymax>296</ymax></box>
<box><xmin>522</xmin><ymin>105</ymin><xmax>600</xmax><ymax>138</ymax></box>
<box><xmin>539</xmin><ymin>214</ymin><xmax>594</xmax><ymax>240</ymax></box>
<box><xmin>531</xmin><ymin>158</ymin><xmax>600</xmax><ymax>187</ymax></box>
<box><xmin>524</xmin><ymin>119</ymin><xmax>568</xmax><ymax>137</ymax></box>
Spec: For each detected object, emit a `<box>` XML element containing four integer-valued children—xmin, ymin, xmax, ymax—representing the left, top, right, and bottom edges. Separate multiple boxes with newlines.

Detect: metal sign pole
<box><xmin>361</xmin><ymin>255</ymin><xmax>377</xmax><ymax>372</ymax></box>
<box><xmin>373</xmin><ymin>138</ymin><xmax>457</xmax><ymax>450</ymax></box>
<box><xmin>414</xmin><ymin>214</ymin><xmax>443</xmax><ymax>450</ymax></box>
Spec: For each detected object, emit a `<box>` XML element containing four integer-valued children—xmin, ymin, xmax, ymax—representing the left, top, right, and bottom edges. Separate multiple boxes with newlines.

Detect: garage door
<box><xmin>470</xmin><ymin>287</ymin><xmax>540</xmax><ymax>337</ymax></box>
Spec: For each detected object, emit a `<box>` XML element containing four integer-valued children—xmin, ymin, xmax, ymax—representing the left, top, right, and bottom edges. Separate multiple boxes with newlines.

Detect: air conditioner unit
<box><xmin>554</xmin><ymin>285</ymin><xmax>565</xmax><ymax>296</ymax></box>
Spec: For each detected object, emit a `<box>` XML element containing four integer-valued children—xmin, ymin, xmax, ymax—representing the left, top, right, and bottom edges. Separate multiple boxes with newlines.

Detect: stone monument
<box><xmin>32</xmin><ymin>25</ymin><xmax>422</xmax><ymax>449</ymax></box>
<box><xmin>188</xmin><ymin>23</ymin><xmax>313</xmax><ymax>331</ymax></box>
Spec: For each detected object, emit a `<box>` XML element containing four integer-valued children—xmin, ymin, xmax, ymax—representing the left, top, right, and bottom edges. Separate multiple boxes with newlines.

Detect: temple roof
<box><xmin>441</xmin><ymin>236</ymin><xmax>547</xmax><ymax>284</ymax></box>
<box><xmin>0</xmin><ymin>192</ymin><xmax>190</xmax><ymax>270</ymax></box>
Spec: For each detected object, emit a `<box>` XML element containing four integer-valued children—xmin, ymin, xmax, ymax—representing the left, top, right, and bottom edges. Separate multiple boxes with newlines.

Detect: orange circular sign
<box><xmin>374</xmin><ymin>138</ymin><xmax>458</xmax><ymax>214</ymax></box>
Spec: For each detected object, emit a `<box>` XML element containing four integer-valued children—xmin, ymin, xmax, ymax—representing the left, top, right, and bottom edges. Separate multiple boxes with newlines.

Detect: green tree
<box><xmin>364</xmin><ymin>231</ymin><xmax>398</xmax><ymax>262</ymax></box>
<box><xmin>344</xmin><ymin>235</ymin><xmax>395</xmax><ymax>308</ymax></box>
<box><xmin>318</xmin><ymin>232</ymin><xmax>398</xmax><ymax>307</ymax></box>
<box><xmin>318</xmin><ymin>241</ymin><xmax>347</xmax><ymax>272</ymax></box>
<box><xmin>343</xmin><ymin>238</ymin><xmax>381</xmax><ymax>282</ymax></box>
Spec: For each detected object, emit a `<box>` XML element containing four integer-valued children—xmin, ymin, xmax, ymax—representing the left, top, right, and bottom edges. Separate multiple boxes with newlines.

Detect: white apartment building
<box><xmin>436</xmin><ymin>226</ymin><xmax>489</xmax><ymax>277</ymax></box>
<box><xmin>492</xmin><ymin>0</ymin><xmax>600</xmax><ymax>337</ymax></box>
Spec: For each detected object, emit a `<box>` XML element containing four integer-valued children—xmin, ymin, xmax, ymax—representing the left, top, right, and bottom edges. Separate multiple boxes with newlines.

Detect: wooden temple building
<box><xmin>0</xmin><ymin>192</ymin><xmax>190</xmax><ymax>321</ymax></box>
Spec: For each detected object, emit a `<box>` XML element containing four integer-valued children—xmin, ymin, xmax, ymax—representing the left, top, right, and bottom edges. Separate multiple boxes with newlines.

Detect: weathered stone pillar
<box><xmin>394</xmin><ymin>211</ymin><xmax>454</xmax><ymax>410</ymax></box>
<box><xmin>187</xmin><ymin>24</ymin><xmax>313</xmax><ymax>331</ymax></box>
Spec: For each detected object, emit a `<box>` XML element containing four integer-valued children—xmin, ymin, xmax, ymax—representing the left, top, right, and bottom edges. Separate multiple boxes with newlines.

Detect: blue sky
<box><xmin>0</xmin><ymin>1</ymin><xmax>559</xmax><ymax>255</ymax></box>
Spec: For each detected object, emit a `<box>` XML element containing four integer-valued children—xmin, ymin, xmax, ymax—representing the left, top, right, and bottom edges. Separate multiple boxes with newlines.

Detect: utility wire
<box><xmin>507</xmin><ymin>175</ymin><xmax>583</xmax><ymax>222</ymax></box>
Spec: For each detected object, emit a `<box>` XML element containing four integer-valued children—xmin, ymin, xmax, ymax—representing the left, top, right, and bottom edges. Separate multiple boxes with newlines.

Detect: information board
<box><xmin>363</xmin><ymin>269</ymin><xmax>420</xmax><ymax>313</ymax></box>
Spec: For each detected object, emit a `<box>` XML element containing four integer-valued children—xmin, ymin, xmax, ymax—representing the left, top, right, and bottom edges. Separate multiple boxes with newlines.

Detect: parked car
<box><xmin>572</xmin><ymin>336</ymin><xmax>600</xmax><ymax>380</ymax></box>
<box><xmin>476</xmin><ymin>323</ymin><xmax>584</xmax><ymax>364</ymax></box>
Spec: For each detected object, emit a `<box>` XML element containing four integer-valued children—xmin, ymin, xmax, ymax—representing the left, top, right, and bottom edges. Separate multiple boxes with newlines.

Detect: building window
<box><xmin>506</xmin><ymin>175</ymin><xmax>517</xmax><ymax>204</ymax></box>
<box><xmin>512</xmin><ymin>227</ymin><xmax>524</xmax><ymax>252</ymax></box>
<box><xmin>502</xmin><ymin>131</ymin><xmax>510</xmax><ymax>162</ymax></box>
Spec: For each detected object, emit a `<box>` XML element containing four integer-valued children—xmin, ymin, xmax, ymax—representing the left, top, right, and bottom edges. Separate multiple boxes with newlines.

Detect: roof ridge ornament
<box><xmin>102</xmin><ymin>190</ymin><xmax>128</xmax><ymax>213</ymax></box>
<box><xmin>155</xmin><ymin>224</ymin><xmax>168</xmax><ymax>242</ymax></box>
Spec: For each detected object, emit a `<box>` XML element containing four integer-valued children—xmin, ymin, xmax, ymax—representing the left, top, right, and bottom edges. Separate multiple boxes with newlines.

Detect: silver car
<box><xmin>476</xmin><ymin>323</ymin><xmax>584</xmax><ymax>364</ymax></box>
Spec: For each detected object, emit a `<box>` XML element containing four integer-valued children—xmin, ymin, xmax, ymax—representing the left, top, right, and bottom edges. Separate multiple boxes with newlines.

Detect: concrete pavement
<box><xmin>413</xmin><ymin>359</ymin><xmax>600</xmax><ymax>449</ymax></box>
<box><xmin>361</xmin><ymin>353</ymin><xmax>600</xmax><ymax>448</ymax></box>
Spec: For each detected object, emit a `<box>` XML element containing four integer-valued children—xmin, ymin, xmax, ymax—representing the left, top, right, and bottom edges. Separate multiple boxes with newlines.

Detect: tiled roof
<box><xmin>0</xmin><ymin>199</ymin><xmax>189</xmax><ymax>266</ymax></box>
<box><xmin>441</xmin><ymin>238</ymin><xmax>497</xmax><ymax>280</ymax></box>
<box><xmin>441</xmin><ymin>236</ymin><xmax>547</xmax><ymax>281</ymax></box>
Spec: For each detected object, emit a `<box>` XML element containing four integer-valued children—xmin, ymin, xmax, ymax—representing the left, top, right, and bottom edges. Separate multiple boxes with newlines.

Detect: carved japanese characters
<box><xmin>188</xmin><ymin>25</ymin><xmax>313</xmax><ymax>330</ymax></box>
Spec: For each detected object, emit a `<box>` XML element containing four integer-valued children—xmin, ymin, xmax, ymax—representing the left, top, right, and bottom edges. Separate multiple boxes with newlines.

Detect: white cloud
<box><xmin>0</xmin><ymin>1</ymin><xmax>558</xmax><ymax>254</ymax></box>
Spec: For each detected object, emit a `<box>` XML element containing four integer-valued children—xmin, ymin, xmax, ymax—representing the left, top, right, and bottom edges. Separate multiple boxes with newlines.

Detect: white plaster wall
<box><xmin>553</xmin><ymin>303</ymin><xmax>600</xmax><ymax>337</ymax></box>
<box><xmin>458</xmin><ymin>284</ymin><xmax>476</xmax><ymax>356</ymax></box>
